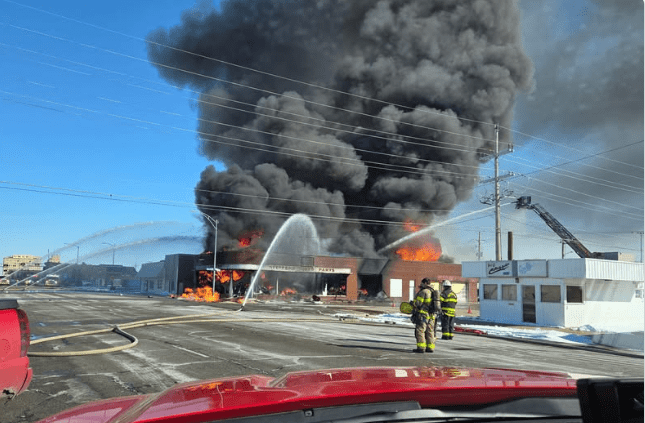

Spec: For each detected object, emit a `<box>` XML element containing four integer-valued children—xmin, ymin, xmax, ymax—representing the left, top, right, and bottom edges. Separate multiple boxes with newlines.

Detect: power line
<box><xmin>1</xmin><ymin>0</ymin><xmax>499</xmax><ymax>129</ymax></box>
<box><xmin>507</xmin><ymin>181</ymin><xmax>643</xmax><ymax>221</ymax></box>
<box><xmin>1</xmin><ymin>89</ymin><xmax>481</xmax><ymax>181</ymax></box>
<box><xmin>3</xmin><ymin>88</ymin><xmax>641</xmax><ymax>223</ymax></box>
<box><xmin>512</xmin><ymin>176</ymin><xmax>643</xmax><ymax>213</ymax></box>
<box><xmin>5</xmin><ymin>0</ymin><xmax>642</xmax><ymax>175</ymax></box>
<box><xmin>4</xmin><ymin>18</ymin><xmax>642</xmax><ymax>191</ymax></box>
<box><xmin>4</xmin><ymin>23</ymin><xmax>641</xmax><ymax>203</ymax></box>
<box><xmin>3</xmin><ymin>21</ymin><xmax>496</xmax><ymax>147</ymax></box>
<box><xmin>0</xmin><ymin>40</ymin><xmax>492</xmax><ymax>160</ymax></box>
<box><xmin>506</xmin><ymin>140</ymin><xmax>644</xmax><ymax>185</ymax></box>
<box><xmin>507</xmin><ymin>129</ymin><xmax>644</xmax><ymax>171</ymax></box>
<box><xmin>0</xmin><ymin>180</ymin><xmax>470</xmax><ymax>228</ymax></box>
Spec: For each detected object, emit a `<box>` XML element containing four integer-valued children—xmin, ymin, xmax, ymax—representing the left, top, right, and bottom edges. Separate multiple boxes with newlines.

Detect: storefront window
<box><xmin>483</xmin><ymin>284</ymin><xmax>498</xmax><ymax>300</ymax></box>
<box><xmin>541</xmin><ymin>285</ymin><xmax>561</xmax><ymax>303</ymax></box>
<box><xmin>502</xmin><ymin>284</ymin><xmax>517</xmax><ymax>301</ymax></box>
<box><xmin>566</xmin><ymin>286</ymin><xmax>583</xmax><ymax>303</ymax></box>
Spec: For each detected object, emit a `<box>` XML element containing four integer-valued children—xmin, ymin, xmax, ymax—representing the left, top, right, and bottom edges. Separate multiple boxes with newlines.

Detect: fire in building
<box><xmin>141</xmin><ymin>0</ymin><xmax>532</xmax><ymax>303</ymax></box>
<box><xmin>161</xmin><ymin>246</ymin><xmax>477</xmax><ymax>305</ymax></box>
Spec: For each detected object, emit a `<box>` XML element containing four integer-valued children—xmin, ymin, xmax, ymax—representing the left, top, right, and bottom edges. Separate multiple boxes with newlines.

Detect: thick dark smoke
<box><xmin>147</xmin><ymin>0</ymin><xmax>533</xmax><ymax>256</ymax></box>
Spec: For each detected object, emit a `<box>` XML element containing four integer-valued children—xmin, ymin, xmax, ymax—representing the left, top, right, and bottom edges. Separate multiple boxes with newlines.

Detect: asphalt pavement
<box><xmin>3</xmin><ymin>292</ymin><xmax>643</xmax><ymax>422</ymax></box>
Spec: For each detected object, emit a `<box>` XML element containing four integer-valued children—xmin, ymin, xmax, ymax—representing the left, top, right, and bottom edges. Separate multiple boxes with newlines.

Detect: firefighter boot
<box><xmin>413</xmin><ymin>348</ymin><xmax>425</xmax><ymax>353</ymax></box>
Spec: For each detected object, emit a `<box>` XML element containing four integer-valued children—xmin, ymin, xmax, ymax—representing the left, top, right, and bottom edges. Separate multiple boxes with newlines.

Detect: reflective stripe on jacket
<box><xmin>440</xmin><ymin>289</ymin><xmax>458</xmax><ymax>317</ymax></box>
<box><xmin>414</xmin><ymin>288</ymin><xmax>434</xmax><ymax>318</ymax></box>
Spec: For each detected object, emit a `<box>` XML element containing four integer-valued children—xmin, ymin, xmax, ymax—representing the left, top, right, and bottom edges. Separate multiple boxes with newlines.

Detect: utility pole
<box><xmin>102</xmin><ymin>242</ymin><xmax>115</xmax><ymax>265</ymax></box>
<box><xmin>213</xmin><ymin>218</ymin><xmax>218</xmax><ymax>296</ymax></box>
<box><xmin>193</xmin><ymin>210</ymin><xmax>220</xmax><ymax>297</ymax></box>
<box><xmin>494</xmin><ymin>124</ymin><xmax>502</xmax><ymax>261</ymax></box>
<box><xmin>478</xmin><ymin>124</ymin><xmax>515</xmax><ymax>261</ymax></box>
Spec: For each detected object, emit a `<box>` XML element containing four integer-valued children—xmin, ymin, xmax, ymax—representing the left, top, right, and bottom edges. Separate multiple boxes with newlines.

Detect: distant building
<box><xmin>138</xmin><ymin>261</ymin><xmax>167</xmax><ymax>293</ymax></box>
<box><xmin>43</xmin><ymin>255</ymin><xmax>61</xmax><ymax>272</ymax></box>
<box><xmin>59</xmin><ymin>263</ymin><xmax>137</xmax><ymax>288</ymax></box>
<box><xmin>3</xmin><ymin>254</ymin><xmax>41</xmax><ymax>276</ymax></box>
<box><xmin>462</xmin><ymin>258</ymin><xmax>644</xmax><ymax>329</ymax></box>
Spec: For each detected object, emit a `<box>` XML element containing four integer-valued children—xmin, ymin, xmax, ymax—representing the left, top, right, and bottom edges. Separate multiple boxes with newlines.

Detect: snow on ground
<box><xmin>332</xmin><ymin>312</ymin><xmax>643</xmax><ymax>350</ymax></box>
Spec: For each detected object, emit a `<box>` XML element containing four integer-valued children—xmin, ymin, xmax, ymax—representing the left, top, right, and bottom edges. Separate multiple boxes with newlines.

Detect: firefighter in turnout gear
<box><xmin>440</xmin><ymin>280</ymin><xmax>458</xmax><ymax>340</ymax></box>
<box><xmin>412</xmin><ymin>278</ymin><xmax>439</xmax><ymax>353</ymax></box>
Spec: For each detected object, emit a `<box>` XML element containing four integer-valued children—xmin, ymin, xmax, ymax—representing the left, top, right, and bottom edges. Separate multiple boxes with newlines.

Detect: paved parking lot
<box><xmin>4</xmin><ymin>292</ymin><xmax>643</xmax><ymax>422</ymax></box>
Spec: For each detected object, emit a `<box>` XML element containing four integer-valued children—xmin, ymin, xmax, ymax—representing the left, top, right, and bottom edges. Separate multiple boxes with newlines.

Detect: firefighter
<box><xmin>412</xmin><ymin>278</ymin><xmax>438</xmax><ymax>353</ymax></box>
<box><xmin>440</xmin><ymin>280</ymin><xmax>458</xmax><ymax>340</ymax></box>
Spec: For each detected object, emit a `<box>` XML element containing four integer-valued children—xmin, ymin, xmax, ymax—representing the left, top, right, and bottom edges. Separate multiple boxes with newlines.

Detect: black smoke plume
<box><xmin>147</xmin><ymin>0</ymin><xmax>533</xmax><ymax>257</ymax></box>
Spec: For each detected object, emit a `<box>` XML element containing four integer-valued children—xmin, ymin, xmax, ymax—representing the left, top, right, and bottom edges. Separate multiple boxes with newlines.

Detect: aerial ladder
<box><xmin>515</xmin><ymin>196</ymin><xmax>602</xmax><ymax>259</ymax></box>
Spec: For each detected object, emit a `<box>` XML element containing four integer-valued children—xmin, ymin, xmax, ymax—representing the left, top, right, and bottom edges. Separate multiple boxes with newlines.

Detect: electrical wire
<box><xmin>3</xmin><ymin>88</ymin><xmax>640</xmax><ymax>222</ymax></box>
<box><xmin>0</xmin><ymin>89</ymin><xmax>480</xmax><ymax>180</ymax></box>
<box><xmin>3</xmin><ymin>22</ymin><xmax>640</xmax><ymax>195</ymax></box>
<box><xmin>508</xmin><ymin>177</ymin><xmax>643</xmax><ymax>216</ymax></box>
<box><xmin>507</xmin><ymin>129</ymin><xmax>644</xmax><ymax>171</ymax></box>
<box><xmin>507</xmin><ymin>181</ymin><xmax>643</xmax><ymax>221</ymax></box>
<box><xmin>504</xmin><ymin>140</ymin><xmax>644</xmax><ymax>185</ymax></box>
<box><xmin>3</xmin><ymin>34</ymin><xmax>640</xmax><ymax>211</ymax></box>
<box><xmin>0</xmin><ymin>40</ymin><xmax>493</xmax><ymax>162</ymax></box>
<box><xmin>5</xmin><ymin>0</ymin><xmax>641</xmax><ymax>176</ymax></box>
<box><xmin>3</xmin><ymin>2</ymin><xmax>631</xmax><ymax>258</ymax></box>
<box><xmin>3</xmin><ymin>21</ymin><xmax>496</xmax><ymax>147</ymax></box>
<box><xmin>1</xmin><ymin>0</ymin><xmax>498</xmax><ymax>130</ymax></box>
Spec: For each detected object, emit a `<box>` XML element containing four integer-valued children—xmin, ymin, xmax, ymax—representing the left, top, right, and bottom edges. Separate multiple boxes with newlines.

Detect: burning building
<box><xmin>146</xmin><ymin>0</ymin><xmax>533</xmax><ymax>273</ymax></box>
<box><xmin>162</xmin><ymin>248</ymin><xmax>476</xmax><ymax>305</ymax></box>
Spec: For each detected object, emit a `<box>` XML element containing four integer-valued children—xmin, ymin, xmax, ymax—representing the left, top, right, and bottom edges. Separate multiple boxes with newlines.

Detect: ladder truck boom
<box><xmin>515</xmin><ymin>196</ymin><xmax>601</xmax><ymax>259</ymax></box>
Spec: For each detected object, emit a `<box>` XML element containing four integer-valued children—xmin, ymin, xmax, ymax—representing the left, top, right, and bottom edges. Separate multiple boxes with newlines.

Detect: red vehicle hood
<box><xmin>37</xmin><ymin>366</ymin><xmax>578</xmax><ymax>423</ymax></box>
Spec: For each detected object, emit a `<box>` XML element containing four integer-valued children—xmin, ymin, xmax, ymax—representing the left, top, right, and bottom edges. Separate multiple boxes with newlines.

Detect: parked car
<box><xmin>35</xmin><ymin>366</ymin><xmax>642</xmax><ymax>422</ymax></box>
<box><xmin>0</xmin><ymin>299</ymin><xmax>32</xmax><ymax>400</ymax></box>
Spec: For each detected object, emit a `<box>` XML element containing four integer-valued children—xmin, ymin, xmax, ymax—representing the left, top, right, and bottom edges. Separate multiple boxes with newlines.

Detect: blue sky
<box><xmin>1</xmin><ymin>0</ymin><xmax>643</xmax><ymax>269</ymax></box>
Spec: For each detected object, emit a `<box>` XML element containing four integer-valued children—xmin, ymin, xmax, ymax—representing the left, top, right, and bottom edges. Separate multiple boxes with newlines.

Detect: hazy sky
<box><xmin>1</xmin><ymin>0</ymin><xmax>642</xmax><ymax>269</ymax></box>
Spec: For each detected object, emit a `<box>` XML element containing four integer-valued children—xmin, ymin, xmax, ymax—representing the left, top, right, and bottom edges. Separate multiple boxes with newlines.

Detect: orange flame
<box><xmin>180</xmin><ymin>286</ymin><xmax>220</xmax><ymax>302</ymax></box>
<box><xmin>280</xmin><ymin>287</ymin><xmax>297</xmax><ymax>296</ymax></box>
<box><xmin>396</xmin><ymin>243</ymin><xmax>441</xmax><ymax>261</ymax></box>
<box><xmin>238</xmin><ymin>230</ymin><xmax>264</xmax><ymax>248</ymax></box>
<box><xmin>232</xmin><ymin>270</ymin><xmax>244</xmax><ymax>281</ymax></box>
<box><xmin>397</xmin><ymin>218</ymin><xmax>441</xmax><ymax>261</ymax></box>
<box><xmin>403</xmin><ymin>219</ymin><xmax>424</xmax><ymax>232</ymax></box>
<box><xmin>218</xmin><ymin>270</ymin><xmax>231</xmax><ymax>283</ymax></box>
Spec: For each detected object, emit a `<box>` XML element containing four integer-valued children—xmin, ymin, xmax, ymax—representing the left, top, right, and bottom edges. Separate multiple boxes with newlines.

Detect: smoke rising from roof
<box><xmin>147</xmin><ymin>0</ymin><xmax>533</xmax><ymax>256</ymax></box>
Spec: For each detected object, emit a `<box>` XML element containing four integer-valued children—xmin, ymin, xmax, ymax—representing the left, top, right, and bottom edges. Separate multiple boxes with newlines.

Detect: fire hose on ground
<box><xmin>28</xmin><ymin>311</ymin><xmax>341</xmax><ymax>357</ymax></box>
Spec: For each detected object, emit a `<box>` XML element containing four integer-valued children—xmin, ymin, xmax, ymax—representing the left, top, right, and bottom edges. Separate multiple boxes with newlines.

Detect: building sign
<box><xmin>486</xmin><ymin>261</ymin><xmax>514</xmax><ymax>277</ymax></box>
<box><xmin>222</xmin><ymin>264</ymin><xmax>351</xmax><ymax>274</ymax></box>
<box><xmin>516</xmin><ymin>260</ymin><xmax>547</xmax><ymax>277</ymax></box>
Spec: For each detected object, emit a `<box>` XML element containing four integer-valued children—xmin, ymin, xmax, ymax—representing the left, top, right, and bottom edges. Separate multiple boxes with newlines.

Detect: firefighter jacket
<box><xmin>440</xmin><ymin>288</ymin><xmax>458</xmax><ymax>317</ymax></box>
<box><xmin>413</xmin><ymin>287</ymin><xmax>436</xmax><ymax>320</ymax></box>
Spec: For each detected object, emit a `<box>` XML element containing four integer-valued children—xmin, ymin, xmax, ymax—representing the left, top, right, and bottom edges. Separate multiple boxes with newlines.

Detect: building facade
<box><xmin>2</xmin><ymin>254</ymin><xmax>41</xmax><ymax>276</ymax></box>
<box><xmin>138</xmin><ymin>261</ymin><xmax>167</xmax><ymax>293</ymax></box>
<box><xmin>462</xmin><ymin>258</ymin><xmax>644</xmax><ymax>329</ymax></box>
<box><xmin>163</xmin><ymin>250</ymin><xmax>476</xmax><ymax>304</ymax></box>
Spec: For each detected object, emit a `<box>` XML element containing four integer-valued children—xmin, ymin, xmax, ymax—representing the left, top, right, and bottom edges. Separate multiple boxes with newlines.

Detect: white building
<box><xmin>3</xmin><ymin>254</ymin><xmax>41</xmax><ymax>276</ymax></box>
<box><xmin>462</xmin><ymin>259</ymin><xmax>644</xmax><ymax>329</ymax></box>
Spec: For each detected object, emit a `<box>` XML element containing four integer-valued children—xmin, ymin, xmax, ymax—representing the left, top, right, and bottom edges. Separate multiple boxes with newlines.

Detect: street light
<box><xmin>64</xmin><ymin>243</ymin><xmax>79</xmax><ymax>264</ymax></box>
<box><xmin>193</xmin><ymin>210</ymin><xmax>219</xmax><ymax>297</ymax></box>
<box><xmin>102</xmin><ymin>242</ymin><xmax>115</xmax><ymax>265</ymax></box>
